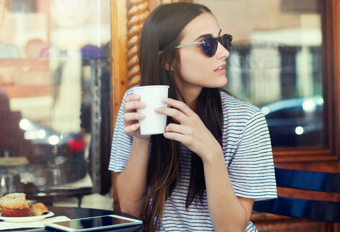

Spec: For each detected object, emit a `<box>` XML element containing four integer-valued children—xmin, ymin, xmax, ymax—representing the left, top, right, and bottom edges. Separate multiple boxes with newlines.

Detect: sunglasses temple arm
<box><xmin>176</xmin><ymin>41</ymin><xmax>204</xmax><ymax>48</ymax></box>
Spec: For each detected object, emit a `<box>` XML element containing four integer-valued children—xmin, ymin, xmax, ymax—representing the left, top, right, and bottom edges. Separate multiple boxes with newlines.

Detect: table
<box><xmin>31</xmin><ymin>187</ymin><xmax>93</xmax><ymax>208</ymax></box>
<box><xmin>29</xmin><ymin>174</ymin><xmax>94</xmax><ymax>207</ymax></box>
<box><xmin>4</xmin><ymin>206</ymin><xmax>144</xmax><ymax>232</ymax></box>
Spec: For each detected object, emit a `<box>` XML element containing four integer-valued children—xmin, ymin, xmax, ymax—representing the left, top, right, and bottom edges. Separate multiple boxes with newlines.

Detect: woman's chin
<box><xmin>212</xmin><ymin>77</ymin><xmax>228</xmax><ymax>88</ymax></box>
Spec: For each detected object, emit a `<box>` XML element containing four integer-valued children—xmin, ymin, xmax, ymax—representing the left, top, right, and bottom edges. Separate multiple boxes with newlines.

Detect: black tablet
<box><xmin>44</xmin><ymin>215</ymin><xmax>143</xmax><ymax>232</ymax></box>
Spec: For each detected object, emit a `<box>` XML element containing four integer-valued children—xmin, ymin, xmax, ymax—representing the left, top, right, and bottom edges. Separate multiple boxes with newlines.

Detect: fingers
<box><xmin>124</xmin><ymin>94</ymin><xmax>145</xmax><ymax>112</ymax></box>
<box><xmin>165</xmin><ymin>123</ymin><xmax>192</xmax><ymax>135</ymax></box>
<box><xmin>125</xmin><ymin>94</ymin><xmax>140</xmax><ymax>102</ymax></box>
<box><xmin>124</xmin><ymin>112</ymin><xmax>145</xmax><ymax>121</ymax></box>
<box><xmin>163</xmin><ymin>131</ymin><xmax>189</xmax><ymax>145</ymax></box>
<box><xmin>156</xmin><ymin>107</ymin><xmax>191</xmax><ymax>125</ymax></box>
<box><xmin>123</xmin><ymin>122</ymin><xmax>140</xmax><ymax>134</ymax></box>
<box><xmin>164</xmin><ymin>124</ymin><xmax>195</xmax><ymax>146</ymax></box>
<box><xmin>155</xmin><ymin>98</ymin><xmax>199</xmax><ymax>125</ymax></box>
<box><xmin>163</xmin><ymin>98</ymin><xmax>196</xmax><ymax>117</ymax></box>
<box><xmin>123</xmin><ymin>94</ymin><xmax>145</xmax><ymax>132</ymax></box>
<box><xmin>124</xmin><ymin>100</ymin><xmax>146</xmax><ymax>113</ymax></box>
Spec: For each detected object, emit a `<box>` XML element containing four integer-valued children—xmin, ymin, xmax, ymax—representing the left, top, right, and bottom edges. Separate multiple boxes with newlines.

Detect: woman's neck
<box><xmin>176</xmin><ymin>84</ymin><xmax>202</xmax><ymax>110</ymax></box>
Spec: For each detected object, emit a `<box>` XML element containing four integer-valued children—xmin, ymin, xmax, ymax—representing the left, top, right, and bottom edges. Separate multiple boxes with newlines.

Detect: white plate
<box><xmin>0</xmin><ymin>211</ymin><xmax>54</xmax><ymax>223</ymax></box>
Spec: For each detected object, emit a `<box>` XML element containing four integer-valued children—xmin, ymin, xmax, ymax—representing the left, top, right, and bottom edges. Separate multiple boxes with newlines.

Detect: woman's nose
<box><xmin>215</xmin><ymin>42</ymin><xmax>230</xmax><ymax>60</ymax></box>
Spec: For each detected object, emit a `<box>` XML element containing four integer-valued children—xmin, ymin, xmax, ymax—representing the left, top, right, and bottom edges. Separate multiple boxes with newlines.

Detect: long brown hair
<box><xmin>138</xmin><ymin>3</ymin><xmax>224</xmax><ymax>230</ymax></box>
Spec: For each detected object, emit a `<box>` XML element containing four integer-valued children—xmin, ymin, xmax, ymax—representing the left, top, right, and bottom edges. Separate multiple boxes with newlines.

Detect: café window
<box><xmin>196</xmin><ymin>0</ymin><xmax>328</xmax><ymax>149</ymax></box>
<box><xmin>0</xmin><ymin>0</ymin><xmax>112</xmax><ymax>207</ymax></box>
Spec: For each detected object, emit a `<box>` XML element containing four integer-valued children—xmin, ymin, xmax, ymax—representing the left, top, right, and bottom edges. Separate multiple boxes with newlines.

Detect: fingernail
<box><xmin>155</xmin><ymin>107</ymin><xmax>160</xmax><ymax>112</ymax></box>
<box><xmin>139</xmin><ymin>102</ymin><xmax>145</xmax><ymax>107</ymax></box>
<box><xmin>139</xmin><ymin>113</ymin><xmax>144</xmax><ymax>118</ymax></box>
<box><xmin>163</xmin><ymin>98</ymin><xmax>168</xmax><ymax>102</ymax></box>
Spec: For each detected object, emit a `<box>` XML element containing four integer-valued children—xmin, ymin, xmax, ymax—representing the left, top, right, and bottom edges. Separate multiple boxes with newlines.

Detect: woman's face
<box><xmin>175</xmin><ymin>13</ymin><xmax>229</xmax><ymax>91</ymax></box>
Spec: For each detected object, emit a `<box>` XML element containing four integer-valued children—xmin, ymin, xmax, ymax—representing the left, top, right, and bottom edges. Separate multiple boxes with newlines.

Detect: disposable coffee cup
<box><xmin>132</xmin><ymin>85</ymin><xmax>169</xmax><ymax>135</ymax></box>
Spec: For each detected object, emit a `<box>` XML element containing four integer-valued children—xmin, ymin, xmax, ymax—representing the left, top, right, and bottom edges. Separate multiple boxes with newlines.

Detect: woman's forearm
<box><xmin>202</xmin><ymin>152</ymin><xmax>249</xmax><ymax>232</ymax></box>
<box><xmin>116</xmin><ymin>137</ymin><xmax>150</xmax><ymax>218</ymax></box>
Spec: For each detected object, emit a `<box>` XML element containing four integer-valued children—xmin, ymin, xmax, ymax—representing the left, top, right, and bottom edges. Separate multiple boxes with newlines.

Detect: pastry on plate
<box><xmin>29</xmin><ymin>203</ymin><xmax>49</xmax><ymax>216</ymax></box>
<box><xmin>0</xmin><ymin>193</ymin><xmax>30</xmax><ymax>217</ymax></box>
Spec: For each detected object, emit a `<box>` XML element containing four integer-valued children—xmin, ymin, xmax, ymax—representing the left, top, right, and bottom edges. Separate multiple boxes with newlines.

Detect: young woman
<box><xmin>109</xmin><ymin>2</ymin><xmax>277</xmax><ymax>232</ymax></box>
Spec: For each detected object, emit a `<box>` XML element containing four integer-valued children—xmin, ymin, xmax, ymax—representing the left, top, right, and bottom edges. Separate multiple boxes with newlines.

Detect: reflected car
<box><xmin>19</xmin><ymin>118</ymin><xmax>87</xmax><ymax>162</ymax></box>
<box><xmin>18</xmin><ymin>118</ymin><xmax>88</xmax><ymax>186</ymax></box>
<box><xmin>260</xmin><ymin>96</ymin><xmax>324</xmax><ymax>147</ymax></box>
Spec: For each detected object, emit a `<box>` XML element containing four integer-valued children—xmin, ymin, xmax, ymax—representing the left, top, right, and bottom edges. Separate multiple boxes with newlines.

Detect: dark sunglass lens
<box><xmin>220</xmin><ymin>34</ymin><xmax>232</xmax><ymax>51</ymax></box>
<box><xmin>202</xmin><ymin>37</ymin><xmax>217</xmax><ymax>57</ymax></box>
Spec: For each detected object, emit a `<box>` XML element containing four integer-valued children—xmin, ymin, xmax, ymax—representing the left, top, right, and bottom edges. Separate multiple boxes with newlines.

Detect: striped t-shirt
<box><xmin>109</xmin><ymin>88</ymin><xmax>277</xmax><ymax>232</ymax></box>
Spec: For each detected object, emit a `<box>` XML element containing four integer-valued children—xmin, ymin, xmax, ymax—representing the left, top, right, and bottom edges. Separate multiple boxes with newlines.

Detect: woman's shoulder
<box><xmin>121</xmin><ymin>85</ymin><xmax>141</xmax><ymax>102</ymax></box>
<box><xmin>220</xmin><ymin>91</ymin><xmax>261</xmax><ymax>115</ymax></box>
<box><xmin>125</xmin><ymin>85</ymin><xmax>140</xmax><ymax>96</ymax></box>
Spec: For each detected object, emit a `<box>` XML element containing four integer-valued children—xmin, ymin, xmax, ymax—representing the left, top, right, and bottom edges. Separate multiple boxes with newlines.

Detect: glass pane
<box><xmin>196</xmin><ymin>0</ymin><xmax>323</xmax><ymax>148</ymax></box>
<box><xmin>0</xmin><ymin>0</ymin><xmax>112</xmax><ymax>208</ymax></box>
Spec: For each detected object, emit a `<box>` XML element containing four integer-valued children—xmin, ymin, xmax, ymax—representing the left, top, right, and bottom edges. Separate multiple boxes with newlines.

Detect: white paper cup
<box><xmin>132</xmin><ymin>85</ymin><xmax>170</xmax><ymax>135</ymax></box>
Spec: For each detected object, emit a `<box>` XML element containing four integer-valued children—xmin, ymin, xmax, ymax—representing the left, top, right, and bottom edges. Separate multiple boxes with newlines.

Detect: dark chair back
<box><xmin>253</xmin><ymin>168</ymin><xmax>340</xmax><ymax>222</ymax></box>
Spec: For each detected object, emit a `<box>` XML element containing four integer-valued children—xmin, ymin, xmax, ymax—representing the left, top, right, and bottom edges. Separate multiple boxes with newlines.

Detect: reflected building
<box><xmin>0</xmin><ymin>0</ymin><xmax>19</xmax><ymax>58</ymax></box>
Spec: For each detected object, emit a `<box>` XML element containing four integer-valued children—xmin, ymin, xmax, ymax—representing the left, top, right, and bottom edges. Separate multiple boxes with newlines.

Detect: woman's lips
<box><xmin>214</xmin><ymin>65</ymin><xmax>226</xmax><ymax>74</ymax></box>
<box><xmin>214</xmin><ymin>68</ymin><xmax>226</xmax><ymax>74</ymax></box>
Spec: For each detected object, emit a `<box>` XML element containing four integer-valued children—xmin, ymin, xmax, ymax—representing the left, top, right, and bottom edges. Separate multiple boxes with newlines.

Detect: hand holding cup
<box><xmin>123</xmin><ymin>85</ymin><xmax>169</xmax><ymax>138</ymax></box>
<box><xmin>132</xmin><ymin>85</ymin><xmax>169</xmax><ymax>135</ymax></box>
<box><xmin>123</xmin><ymin>94</ymin><xmax>150</xmax><ymax>139</ymax></box>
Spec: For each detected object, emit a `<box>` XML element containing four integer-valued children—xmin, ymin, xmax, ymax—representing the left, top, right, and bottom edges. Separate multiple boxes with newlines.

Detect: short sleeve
<box><xmin>227</xmin><ymin>110</ymin><xmax>277</xmax><ymax>201</ymax></box>
<box><xmin>108</xmin><ymin>90</ymin><xmax>134</xmax><ymax>172</ymax></box>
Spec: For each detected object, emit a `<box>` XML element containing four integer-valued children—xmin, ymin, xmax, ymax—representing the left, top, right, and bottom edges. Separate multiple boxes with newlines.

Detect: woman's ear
<box><xmin>159</xmin><ymin>51</ymin><xmax>172</xmax><ymax>71</ymax></box>
<box><xmin>164</xmin><ymin>62</ymin><xmax>172</xmax><ymax>71</ymax></box>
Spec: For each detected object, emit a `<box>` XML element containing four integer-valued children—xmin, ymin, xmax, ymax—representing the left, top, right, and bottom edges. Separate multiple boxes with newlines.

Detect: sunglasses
<box><xmin>176</xmin><ymin>34</ymin><xmax>232</xmax><ymax>57</ymax></box>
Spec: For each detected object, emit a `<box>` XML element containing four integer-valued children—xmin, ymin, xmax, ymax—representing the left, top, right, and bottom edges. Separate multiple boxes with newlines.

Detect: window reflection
<box><xmin>0</xmin><ymin>0</ymin><xmax>19</xmax><ymax>58</ymax></box>
<box><xmin>260</xmin><ymin>96</ymin><xmax>323</xmax><ymax>147</ymax></box>
<box><xmin>0</xmin><ymin>0</ymin><xmax>111</xmax><ymax>202</ymax></box>
<box><xmin>196</xmin><ymin>0</ymin><xmax>323</xmax><ymax>147</ymax></box>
